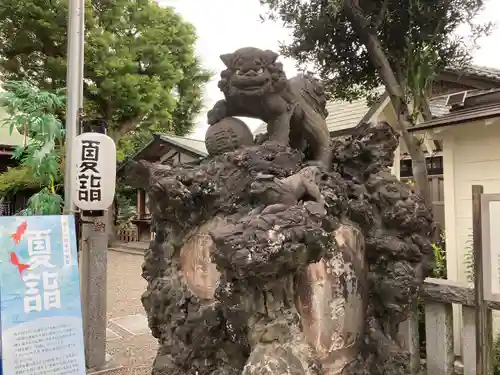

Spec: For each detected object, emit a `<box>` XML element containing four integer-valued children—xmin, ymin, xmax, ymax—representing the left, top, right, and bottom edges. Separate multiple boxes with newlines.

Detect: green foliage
<box><xmin>463</xmin><ymin>232</ymin><xmax>474</xmax><ymax>283</ymax></box>
<box><xmin>18</xmin><ymin>188</ymin><xmax>64</xmax><ymax>216</ymax></box>
<box><xmin>417</xmin><ymin>232</ymin><xmax>446</xmax><ymax>354</ymax></box>
<box><xmin>0</xmin><ymin>81</ymin><xmax>65</xmax><ymax>214</ymax></box>
<box><xmin>115</xmin><ymin>186</ymin><xmax>137</xmax><ymax>222</ymax></box>
<box><xmin>1</xmin><ymin>81</ymin><xmax>65</xmax><ymax>183</ymax></box>
<box><xmin>0</xmin><ymin>166</ymin><xmax>40</xmax><ymax>194</ymax></box>
<box><xmin>116</xmin><ymin>130</ymin><xmax>153</xmax><ymax>162</ymax></box>
<box><xmin>261</xmin><ymin>0</ymin><xmax>492</xmax><ymax>106</ymax></box>
<box><xmin>0</xmin><ymin>81</ymin><xmax>65</xmax><ymax>137</ymax></box>
<box><xmin>494</xmin><ymin>334</ymin><xmax>500</xmax><ymax>375</ymax></box>
<box><xmin>431</xmin><ymin>233</ymin><xmax>447</xmax><ymax>279</ymax></box>
<box><xmin>0</xmin><ymin>0</ymin><xmax>211</xmax><ymax>138</ymax></box>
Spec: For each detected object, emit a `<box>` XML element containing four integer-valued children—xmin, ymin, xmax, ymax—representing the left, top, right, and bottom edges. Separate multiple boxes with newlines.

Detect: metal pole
<box><xmin>70</xmin><ymin>0</ymin><xmax>108</xmax><ymax>369</ymax></box>
<box><xmin>64</xmin><ymin>0</ymin><xmax>84</xmax><ymax>212</ymax></box>
<box><xmin>78</xmin><ymin>0</ymin><xmax>85</xmax><ymax>112</ymax></box>
<box><xmin>65</xmin><ymin>0</ymin><xmax>108</xmax><ymax>370</ymax></box>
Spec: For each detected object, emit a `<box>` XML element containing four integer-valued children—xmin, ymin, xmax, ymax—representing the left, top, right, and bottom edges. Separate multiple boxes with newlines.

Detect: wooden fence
<box><xmin>399</xmin><ymin>278</ymin><xmax>494</xmax><ymax>375</ymax></box>
<box><xmin>399</xmin><ymin>185</ymin><xmax>495</xmax><ymax>375</ymax></box>
<box><xmin>117</xmin><ymin>224</ymin><xmax>155</xmax><ymax>242</ymax></box>
<box><xmin>117</xmin><ymin>225</ymin><xmax>138</xmax><ymax>242</ymax></box>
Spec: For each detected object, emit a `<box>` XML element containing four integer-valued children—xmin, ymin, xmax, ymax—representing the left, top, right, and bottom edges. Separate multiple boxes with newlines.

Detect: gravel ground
<box><xmin>92</xmin><ymin>249</ymin><xmax>157</xmax><ymax>374</ymax></box>
<box><xmin>107</xmin><ymin>250</ymin><xmax>148</xmax><ymax>320</ymax></box>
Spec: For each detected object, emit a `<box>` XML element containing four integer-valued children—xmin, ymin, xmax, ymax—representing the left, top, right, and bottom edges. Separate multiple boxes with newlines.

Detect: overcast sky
<box><xmin>158</xmin><ymin>0</ymin><xmax>500</xmax><ymax>139</ymax></box>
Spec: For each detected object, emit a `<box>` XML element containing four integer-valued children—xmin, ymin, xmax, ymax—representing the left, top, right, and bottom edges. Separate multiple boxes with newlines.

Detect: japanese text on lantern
<box><xmin>77</xmin><ymin>140</ymin><xmax>102</xmax><ymax>203</ymax></box>
<box><xmin>23</xmin><ymin>230</ymin><xmax>61</xmax><ymax>314</ymax></box>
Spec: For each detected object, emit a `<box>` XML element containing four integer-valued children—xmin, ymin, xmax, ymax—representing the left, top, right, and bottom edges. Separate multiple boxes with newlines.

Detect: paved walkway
<box><xmin>92</xmin><ymin>250</ymin><xmax>157</xmax><ymax>374</ymax></box>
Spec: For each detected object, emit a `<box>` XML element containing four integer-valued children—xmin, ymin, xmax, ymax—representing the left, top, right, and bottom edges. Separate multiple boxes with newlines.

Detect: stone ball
<box><xmin>205</xmin><ymin>117</ymin><xmax>254</xmax><ymax>156</ymax></box>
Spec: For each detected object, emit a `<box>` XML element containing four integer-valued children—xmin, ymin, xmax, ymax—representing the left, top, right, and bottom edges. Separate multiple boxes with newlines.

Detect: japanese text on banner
<box><xmin>23</xmin><ymin>230</ymin><xmax>61</xmax><ymax>314</ymax></box>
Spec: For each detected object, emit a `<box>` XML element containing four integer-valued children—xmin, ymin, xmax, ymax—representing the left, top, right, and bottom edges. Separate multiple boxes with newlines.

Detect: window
<box><xmin>399</xmin><ymin>156</ymin><xmax>443</xmax><ymax>177</ymax></box>
<box><xmin>400</xmin><ymin>159</ymin><xmax>412</xmax><ymax>178</ymax></box>
<box><xmin>426</xmin><ymin>156</ymin><xmax>443</xmax><ymax>175</ymax></box>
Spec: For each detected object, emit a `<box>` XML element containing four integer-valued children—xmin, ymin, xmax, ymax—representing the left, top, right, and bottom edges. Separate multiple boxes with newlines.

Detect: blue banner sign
<box><xmin>0</xmin><ymin>215</ymin><xmax>85</xmax><ymax>374</ymax></box>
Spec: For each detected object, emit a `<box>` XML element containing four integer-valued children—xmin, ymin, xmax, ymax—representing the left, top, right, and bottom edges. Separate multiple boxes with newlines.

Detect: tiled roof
<box><xmin>445</xmin><ymin>65</ymin><xmax>500</xmax><ymax>82</ymax></box>
<box><xmin>116</xmin><ymin>133</ymin><xmax>208</xmax><ymax>173</ymax></box>
<box><xmin>465</xmin><ymin>87</ymin><xmax>500</xmax><ymax>98</ymax></box>
<box><xmin>325</xmin><ymin>98</ymin><xmax>372</xmax><ymax>133</ymax></box>
<box><xmin>158</xmin><ymin>134</ymin><xmax>207</xmax><ymax>156</ymax></box>
<box><xmin>427</xmin><ymin>88</ymin><xmax>500</xmax><ymax>119</ymax></box>
<box><xmin>409</xmin><ymin>102</ymin><xmax>500</xmax><ymax>132</ymax></box>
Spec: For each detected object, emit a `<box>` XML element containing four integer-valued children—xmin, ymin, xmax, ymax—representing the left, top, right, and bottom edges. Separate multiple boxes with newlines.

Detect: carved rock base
<box><xmin>126</xmin><ymin>123</ymin><xmax>434</xmax><ymax>375</ymax></box>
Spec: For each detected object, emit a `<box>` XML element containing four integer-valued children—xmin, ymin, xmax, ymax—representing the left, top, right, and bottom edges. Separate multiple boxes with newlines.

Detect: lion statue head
<box><xmin>217</xmin><ymin>47</ymin><xmax>288</xmax><ymax>97</ymax></box>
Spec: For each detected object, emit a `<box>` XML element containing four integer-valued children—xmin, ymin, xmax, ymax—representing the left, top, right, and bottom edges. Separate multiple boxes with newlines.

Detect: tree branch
<box><xmin>114</xmin><ymin>118</ymin><xmax>141</xmax><ymax>141</ymax></box>
<box><xmin>433</xmin><ymin>0</ymin><xmax>452</xmax><ymax>38</ymax></box>
<box><xmin>420</xmin><ymin>99</ymin><xmax>433</xmax><ymax>121</ymax></box>
<box><xmin>374</xmin><ymin>0</ymin><xmax>389</xmax><ymax>30</ymax></box>
<box><xmin>343</xmin><ymin>0</ymin><xmax>431</xmax><ymax>206</ymax></box>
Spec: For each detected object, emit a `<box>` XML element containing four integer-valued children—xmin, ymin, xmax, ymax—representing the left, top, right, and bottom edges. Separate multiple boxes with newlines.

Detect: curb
<box><xmin>87</xmin><ymin>365</ymin><xmax>124</xmax><ymax>375</ymax></box>
<box><xmin>87</xmin><ymin>354</ymin><xmax>124</xmax><ymax>374</ymax></box>
<box><xmin>108</xmin><ymin>247</ymin><xmax>145</xmax><ymax>256</ymax></box>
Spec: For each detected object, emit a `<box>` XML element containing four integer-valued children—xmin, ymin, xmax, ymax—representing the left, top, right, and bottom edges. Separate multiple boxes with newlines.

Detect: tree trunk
<box><xmin>420</xmin><ymin>99</ymin><xmax>433</xmax><ymax>121</ymax></box>
<box><xmin>343</xmin><ymin>0</ymin><xmax>431</xmax><ymax>207</ymax></box>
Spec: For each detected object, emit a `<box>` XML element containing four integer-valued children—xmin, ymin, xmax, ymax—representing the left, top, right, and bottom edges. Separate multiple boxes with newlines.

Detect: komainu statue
<box><xmin>207</xmin><ymin>47</ymin><xmax>331</xmax><ymax>167</ymax></box>
<box><xmin>124</xmin><ymin>47</ymin><xmax>433</xmax><ymax>375</ymax></box>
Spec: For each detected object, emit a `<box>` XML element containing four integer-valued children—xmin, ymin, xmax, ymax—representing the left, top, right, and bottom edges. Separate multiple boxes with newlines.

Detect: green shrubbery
<box><xmin>418</xmin><ymin>233</ymin><xmax>447</xmax><ymax>355</ymax></box>
<box><xmin>495</xmin><ymin>335</ymin><xmax>500</xmax><ymax>375</ymax></box>
<box><xmin>0</xmin><ymin>81</ymin><xmax>65</xmax><ymax>214</ymax></box>
<box><xmin>0</xmin><ymin>165</ymin><xmax>41</xmax><ymax>194</ymax></box>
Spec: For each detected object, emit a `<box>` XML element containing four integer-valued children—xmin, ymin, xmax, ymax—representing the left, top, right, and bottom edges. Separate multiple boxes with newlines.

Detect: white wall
<box><xmin>442</xmin><ymin>120</ymin><xmax>500</xmax><ymax>284</ymax></box>
<box><xmin>440</xmin><ymin>118</ymin><xmax>500</xmax><ymax>353</ymax></box>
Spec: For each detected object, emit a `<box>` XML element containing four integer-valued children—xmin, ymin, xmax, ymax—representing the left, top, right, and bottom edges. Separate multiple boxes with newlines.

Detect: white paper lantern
<box><xmin>71</xmin><ymin>132</ymin><xmax>116</xmax><ymax>211</ymax></box>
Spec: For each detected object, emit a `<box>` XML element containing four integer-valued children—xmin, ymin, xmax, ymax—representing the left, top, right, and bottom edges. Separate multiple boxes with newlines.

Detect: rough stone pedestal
<box><xmin>125</xmin><ymin>122</ymin><xmax>434</xmax><ymax>375</ymax></box>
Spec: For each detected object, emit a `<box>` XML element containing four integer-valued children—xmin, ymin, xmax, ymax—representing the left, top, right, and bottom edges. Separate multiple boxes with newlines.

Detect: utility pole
<box><xmin>63</xmin><ymin>0</ymin><xmax>84</xmax><ymax>212</ymax></box>
<box><xmin>64</xmin><ymin>0</ymin><xmax>109</xmax><ymax>370</ymax></box>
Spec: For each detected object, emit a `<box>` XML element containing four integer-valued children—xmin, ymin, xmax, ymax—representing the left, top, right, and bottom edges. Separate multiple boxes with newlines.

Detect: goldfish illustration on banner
<box><xmin>8</xmin><ymin>220</ymin><xmax>30</xmax><ymax>278</ymax></box>
<box><xmin>9</xmin><ymin>252</ymin><xmax>30</xmax><ymax>276</ymax></box>
<box><xmin>11</xmin><ymin>220</ymin><xmax>27</xmax><ymax>244</ymax></box>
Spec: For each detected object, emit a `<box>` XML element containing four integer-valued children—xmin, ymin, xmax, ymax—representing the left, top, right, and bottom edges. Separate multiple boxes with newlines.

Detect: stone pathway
<box><xmin>89</xmin><ymin>249</ymin><xmax>157</xmax><ymax>374</ymax></box>
<box><xmin>109</xmin><ymin>314</ymin><xmax>150</xmax><ymax>336</ymax></box>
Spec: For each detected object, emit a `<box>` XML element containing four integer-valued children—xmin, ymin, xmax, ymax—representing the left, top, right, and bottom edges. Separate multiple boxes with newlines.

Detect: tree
<box><xmin>0</xmin><ymin>81</ymin><xmax>66</xmax><ymax>214</ymax></box>
<box><xmin>0</xmin><ymin>0</ymin><xmax>211</xmax><ymax>139</ymax></box>
<box><xmin>1</xmin><ymin>0</ymin><xmax>210</xmax><ymax>242</ymax></box>
<box><xmin>116</xmin><ymin>130</ymin><xmax>153</xmax><ymax>163</ymax></box>
<box><xmin>261</xmin><ymin>0</ymin><xmax>491</xmax><ymax>205</ymax></box>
